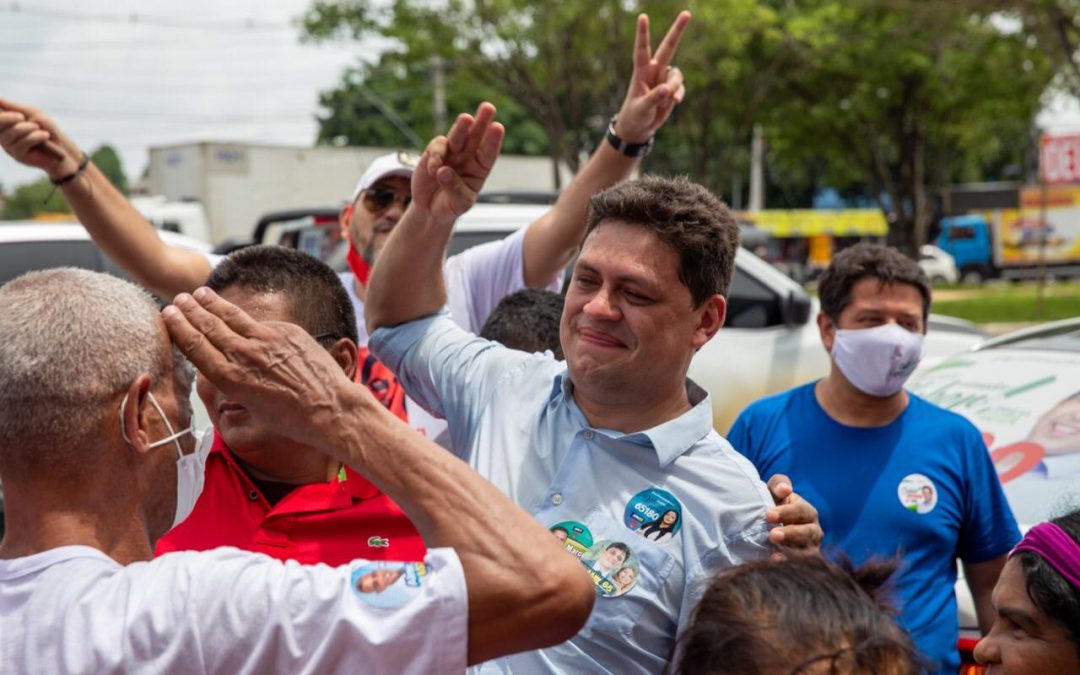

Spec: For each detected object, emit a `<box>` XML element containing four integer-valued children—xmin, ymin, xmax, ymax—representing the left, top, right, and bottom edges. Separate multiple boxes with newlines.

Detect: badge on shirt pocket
<box><xmin>579</xmin><ymin>508</ymin><xmax>675</xmax><ymax>639</ymax></box>
<box><xmin>550</xmin><ymin>520</ymin><xmax>594</xmax><ymax>561</ymax></box>
<box><xmin>350</xmin><ymin>560</ymin><xmax>428</xmax><ymax>609</ymax></box>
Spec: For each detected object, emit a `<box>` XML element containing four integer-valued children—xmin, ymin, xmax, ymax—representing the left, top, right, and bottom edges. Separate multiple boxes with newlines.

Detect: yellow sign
<box><xmin>739</xmin><ymin>209</ymin><xmax>888</xmax><ymax>238</ymax></box>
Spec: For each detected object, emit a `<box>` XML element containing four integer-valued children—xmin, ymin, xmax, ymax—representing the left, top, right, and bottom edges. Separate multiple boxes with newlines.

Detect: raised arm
<box><xmin>519</xmin><ymin>11</ymin><xmax>691</xmax><ymax>287</ymax></box>
<box><xmin>163</xmin><ymin>287</ymin><xmax>593</xmax><ymax>665</ymax></box>
<box><xmin>365</xmin><ymin>102</ymin><xmax>505</xmax><ymax>331</ymax></box>
<box><xmin>0</xmin><ymin>99</ymin><xmax>211</xmax><ymax>298</ymax></box>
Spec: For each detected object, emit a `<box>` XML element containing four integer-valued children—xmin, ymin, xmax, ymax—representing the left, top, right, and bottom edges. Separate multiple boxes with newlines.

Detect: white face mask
<box><xmin>119</xmin><ymin>390</ymin><xmax>207</xmax><ymax>528</ymax></box>
<box><xmin>830</xmin><ymin>322</ymin><xmax>924</xmax><ymax>398</ymax></box>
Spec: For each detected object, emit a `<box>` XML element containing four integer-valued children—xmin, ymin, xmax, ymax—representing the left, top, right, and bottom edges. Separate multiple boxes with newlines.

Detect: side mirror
<box><xmin>781</xmin><ymin>288</ymin><xmax>813</xmax><ymax>326</ymax></box>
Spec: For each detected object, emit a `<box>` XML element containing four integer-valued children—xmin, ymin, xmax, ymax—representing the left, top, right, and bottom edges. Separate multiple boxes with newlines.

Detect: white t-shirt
<box><xmin>0</xmin><ymin>545</ymin><xmax>467</xmax><ymax>674</ymax></box>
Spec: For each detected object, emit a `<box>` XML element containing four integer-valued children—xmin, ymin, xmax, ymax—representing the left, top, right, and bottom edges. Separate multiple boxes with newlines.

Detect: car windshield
<box><xmin>981</xmin><ymin>322</ymin><xmax>1080</xmax><ymax>353</ymax></box>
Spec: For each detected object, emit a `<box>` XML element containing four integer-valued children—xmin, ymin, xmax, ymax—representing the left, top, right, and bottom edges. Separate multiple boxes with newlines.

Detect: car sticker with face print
<box><xmin>624</xmin><ymin>488</ymin><xmax>683</xmax><ymax>545</ymax></box>
<box><xmin>351</xmin><ymin>561</ymin><xmax>428</xmax><ymax>608</ymax></box>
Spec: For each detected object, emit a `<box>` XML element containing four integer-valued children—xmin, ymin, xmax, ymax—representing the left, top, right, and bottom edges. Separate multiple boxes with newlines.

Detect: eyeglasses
<box><xmin>360</xmin><ymin>187</ymin><xmax>411</xmax><ymax>213</ymax></box>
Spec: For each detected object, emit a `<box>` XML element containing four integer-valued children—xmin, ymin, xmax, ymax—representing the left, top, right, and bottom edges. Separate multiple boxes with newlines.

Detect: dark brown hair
<box><xmin>676</xmin><ymin>555</ymin><xmax>921</xmax><ymax>675</ymax></box>
<box><xmin>818</xmin><ymin>243</ymin><xmax>931</xmax><ymax>324</ymax></box>
<box><xmin>206</xmin><ymin>245</ymin><xmax>358</xmax><ymax>345</ymax></box>
<box><xmin>585</xmin><ymin>176</ymin><xmax>739</xmax><ymax>307</ymax></box>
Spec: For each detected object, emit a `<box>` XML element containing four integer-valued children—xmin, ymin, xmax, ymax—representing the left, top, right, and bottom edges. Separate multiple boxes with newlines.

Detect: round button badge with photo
<box><xmin>550</xmin><ymin>520</ymin><xmax>594</xmax><ymax>560</ymax></box>
<box><xmin>581</xmin><ymin>539</ymin><xmax>640</xmax><ymax>598</ymax></box>
<box><xmin>897</xmin><ymin>473</ymin><xmax>938</xmax><ymax>515</ymax></box>
<box><xmin>624</xmin><ymin>487</ymin><xmax>683</xmax><ymax>545</ymax></box>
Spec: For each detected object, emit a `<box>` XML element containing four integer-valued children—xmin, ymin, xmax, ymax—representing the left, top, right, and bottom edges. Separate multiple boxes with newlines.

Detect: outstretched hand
<box><xmin>613</xmin><ymin>11</ymin><xmax>691</xmax><ymax>144</ymax></box>
<box><xmin>0</xmin><ymin>98</ymin><xmax>82</xmax><ymax>180</ymax></box>
<box><xmin>411</xmin><ymin>102</ymin><xmax>505</xmax><ymax>227</ymax></box>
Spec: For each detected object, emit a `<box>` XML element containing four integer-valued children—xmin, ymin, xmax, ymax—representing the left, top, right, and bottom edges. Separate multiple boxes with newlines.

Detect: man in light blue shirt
<box><xmin>364</xmin><ymin>100</ymin><xmax>821</xmax><ymax>672</ymax></box>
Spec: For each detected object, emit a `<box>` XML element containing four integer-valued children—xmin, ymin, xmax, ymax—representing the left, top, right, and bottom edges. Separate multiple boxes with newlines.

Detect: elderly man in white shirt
<box><xmin>0</xmin><ymin>268</ymin><xmax>593</xmax><ymax>674</ymax></box>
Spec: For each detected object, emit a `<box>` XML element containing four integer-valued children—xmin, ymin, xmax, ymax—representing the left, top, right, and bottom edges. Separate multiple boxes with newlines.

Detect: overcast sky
<box><xmin>2</xmin><ymin>0</ymin><xmax>1080</xmax><ymax>193</ymax></box>
<box><xmin>0</xmin><ymin>0</ymin><xmax>388</xmax><ymax>191</ymax></box>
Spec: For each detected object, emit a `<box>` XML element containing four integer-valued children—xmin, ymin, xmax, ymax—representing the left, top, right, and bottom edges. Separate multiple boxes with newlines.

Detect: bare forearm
<box><xmin>522</xmin><ymin>142</ymin><xmax>638</xmax><ymax>287</ymax></box>
<box><xmin>965</xmin><ymin>556</ymin><xmax>1007</xmax><ymax>634</ymax></box>
<box><xmin>364</xmin><ymin>207</ymin><xmax>452</xmax><ymax>331</ymax></box>
<box><xmin>327</xmin><ymin>386</ymin><xmax>593</xmax><ymax>662</ymax></box>
<box><xmin>59</xmin><ymin>163</ymin><xmax>210</xmax><ymax>298</ymax></box>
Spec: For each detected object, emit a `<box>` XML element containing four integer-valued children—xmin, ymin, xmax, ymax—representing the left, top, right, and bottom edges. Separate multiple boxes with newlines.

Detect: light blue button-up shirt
<box><xmin>371</xmin><ymin>310</ymin><xmax>773</xmax><ymax>674</ymax></box>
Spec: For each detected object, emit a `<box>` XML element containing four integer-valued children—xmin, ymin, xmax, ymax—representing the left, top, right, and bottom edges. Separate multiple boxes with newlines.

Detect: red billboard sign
<box><xmin>1041</xmin><ymin>134</ymin><xmax>1080</xmax><ymax>185</ymax></box>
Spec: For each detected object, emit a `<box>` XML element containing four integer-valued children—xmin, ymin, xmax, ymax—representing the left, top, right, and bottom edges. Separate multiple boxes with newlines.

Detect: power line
<box><xmin>40</xmin><ymin>106</ymin><xmax>317</xmax><ymax>124</ymax></box>
<box><xmin>0</xmin><ymin>68</ymin><xmax>344</xmax><ymax>91</ymax></box>
<box><xmin>0</xmin><ymin>2</ymin><xmax>294</xmax><ymax>32</ymax></box>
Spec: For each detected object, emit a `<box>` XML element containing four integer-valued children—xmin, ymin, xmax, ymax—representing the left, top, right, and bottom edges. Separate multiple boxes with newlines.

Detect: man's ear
<box><xmin>691</xmin><ymin>295</ymin><xmax>727</xmax><ymax>351</ymax></box>
<box><xmin>120</xmin><ymin>373</ymin><xmax>155</xmax><ymax>455</ymax></box>
<box><xmin>338</xmin><ymin>204</ymin><xmax>355</xmax><ymax>241</ymax></box>
<box><xmin>817</xmin><ymin>312</ymin><xmax>836</xmax><ymax>353</ymax></box>
<box><xmin>330</xmin><ymin>338</ymin><xmax>360</xmax><ymax>380</ymax></box>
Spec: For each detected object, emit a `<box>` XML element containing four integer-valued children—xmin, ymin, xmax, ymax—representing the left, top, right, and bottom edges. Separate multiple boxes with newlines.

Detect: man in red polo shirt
<box><xmin>155</xmin><ymin>245</ymin><xmax>425</xmax><ymax>564</ymax></box>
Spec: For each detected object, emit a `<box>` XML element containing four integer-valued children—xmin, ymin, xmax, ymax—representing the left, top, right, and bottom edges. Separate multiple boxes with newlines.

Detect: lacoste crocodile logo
<box><xmin>367</xmin><ymin>536</ymin><xmax>390</xmax><ymax>548</ymax></box>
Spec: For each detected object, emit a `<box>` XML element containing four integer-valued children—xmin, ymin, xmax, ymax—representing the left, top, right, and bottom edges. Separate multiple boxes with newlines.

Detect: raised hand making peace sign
<box><xmin>411</xmin><ymin>102</ymin><xmax>505</xmax><ymax>228</ymax></box>
<box><xmin>612</xmin><ymin>11</ymin><xmax>691</xmax><ymax>144</ymax></box>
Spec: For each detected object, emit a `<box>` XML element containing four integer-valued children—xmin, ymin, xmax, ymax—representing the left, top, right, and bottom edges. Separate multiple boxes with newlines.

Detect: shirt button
<box><xmin>583</xmin><ymin>429</ymin><xmax>595</xmax><ymax>440</ymax></box>
<box><xmin>248</xmin><ymin>490</ymin><xmax>259</xmax><ymax>501</ymax></box>
<box><xmin>551</xmin><ymin>493</ymin><xmax>563</xmax><ymax>505</ymax></box>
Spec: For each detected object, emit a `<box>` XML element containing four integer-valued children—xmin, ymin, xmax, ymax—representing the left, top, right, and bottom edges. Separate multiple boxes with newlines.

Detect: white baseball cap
<box><xmin>349</xmin><ymin>151</ymin><xmax>420</xmax><ymax>202</ymax></box>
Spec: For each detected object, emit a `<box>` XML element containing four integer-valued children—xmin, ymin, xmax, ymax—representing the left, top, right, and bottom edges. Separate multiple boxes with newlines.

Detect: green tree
<box><xmin>761</xmin><ymin>0</ymin><xmax>1054</xmax><ymax>250</ymax></box>
<box><xmin>1</xmin><ymin>177</ymin><xmax>70</xmax><ymax>220</ymax></box>
<box><xmin>90</xmin><ymin>144</ymin><xmax>127</xmax><ymax>194</ymax></box>
<box><xmin>314</xmin><ymin>52</ymin><xmax>549</xmax><ymax>156</ymax></box>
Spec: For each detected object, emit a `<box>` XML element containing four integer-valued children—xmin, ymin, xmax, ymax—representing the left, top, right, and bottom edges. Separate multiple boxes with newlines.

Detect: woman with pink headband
<box><xmin>974</xmin><ymin>509</ymin><xmax>1080</xmax><ymax>673</ymax></box>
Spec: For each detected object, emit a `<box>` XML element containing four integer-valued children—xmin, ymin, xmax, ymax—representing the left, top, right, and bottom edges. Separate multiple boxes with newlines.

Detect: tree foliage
<box><xmin>1</xmin><ymin>178</ymin><xmax>70</xmax><ymax>220</ymax></box>
<box><xmin>90</xmin><ymin>144</ymin><xmax>128</xmax><ymax>194</ymax></box>
<box><xmin>303</xmin><ymin>0</ymin><xmax>1058</xmax><ymax>249</ymax></box>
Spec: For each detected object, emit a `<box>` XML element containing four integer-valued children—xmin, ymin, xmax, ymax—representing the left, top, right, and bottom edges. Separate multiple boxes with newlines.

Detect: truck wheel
<box><xmin>960</xmin><ymin>267</ymin><xmax>985</xmax><ymax>284</ymax></box>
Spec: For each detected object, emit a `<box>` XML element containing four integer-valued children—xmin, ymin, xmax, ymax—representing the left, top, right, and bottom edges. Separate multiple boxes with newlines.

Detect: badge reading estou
<box><xmin>624</xmin><ymin>488</ymin><xmax>683</xmax><ymax>544</ymax></box>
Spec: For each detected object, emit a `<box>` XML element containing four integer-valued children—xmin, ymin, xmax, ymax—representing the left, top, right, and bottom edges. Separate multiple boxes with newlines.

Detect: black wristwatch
<box><xmin>606</xmin><ymin>115</ymin><xmax>654</xmax><ymax>158</ymax></box>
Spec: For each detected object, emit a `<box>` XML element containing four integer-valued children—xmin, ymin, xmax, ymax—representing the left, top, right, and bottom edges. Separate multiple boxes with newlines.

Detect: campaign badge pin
<box><xmin>550</xmin><ymin>521</ymin><xmax>593</xmax><ymax>560</ymax></box>
<box><xmin>624</xmin><ymin>487</ymin><xmax>683</xmax><ymax>545</ymax></box>
<box><xmin>897</xmin><ymin>474</ymin><xmax>938</xmax><ymax>515</ymax></box>
<box><xmin>351</xmin><ymin>561</ymin><xmax>427</xmax><ymax>608</ymax></box>
<box><xmin>580</xmin><ymin>539</ymin><xmax>640</xmax><ymax>598</ymax></box>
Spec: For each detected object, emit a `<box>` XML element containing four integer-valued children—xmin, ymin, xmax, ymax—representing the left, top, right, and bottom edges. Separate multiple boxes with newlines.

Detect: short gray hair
<box><xmin>0</xmin><ymin>268</ymin><xmax>176</xmax><ymax>474</ymax></box>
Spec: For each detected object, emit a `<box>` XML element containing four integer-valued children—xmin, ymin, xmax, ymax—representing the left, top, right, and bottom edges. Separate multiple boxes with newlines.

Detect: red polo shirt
<box><xmin>155</xmin><ymin>431</ymin><xmax>426</xmax><ymax>564</ymax></box>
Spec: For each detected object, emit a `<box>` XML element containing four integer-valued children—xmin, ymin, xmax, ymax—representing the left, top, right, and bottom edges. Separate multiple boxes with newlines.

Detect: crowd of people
<box><xmin>1</xmin><ymin>10</ymin><xmax>1079</xmax><ymax>675</ymax></box>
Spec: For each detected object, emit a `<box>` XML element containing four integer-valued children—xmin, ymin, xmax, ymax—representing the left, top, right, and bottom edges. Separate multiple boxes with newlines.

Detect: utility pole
<box><xmin>432</xmin><ymin>55</ymin><xmax>447</xmax><ymax>134</ymax></box>
<box><xmin>749</xmin><ymin>124</ymin><xmax>765</xmax><ymax>211</ymax></box>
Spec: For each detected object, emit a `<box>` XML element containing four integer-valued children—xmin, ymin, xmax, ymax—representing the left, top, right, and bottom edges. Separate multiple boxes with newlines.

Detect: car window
<box><xmin>725</xmin><ymin>268</ymin><xmax>783</xmax><ymax>328</ymax></box>
<box><xmin>0</xmin><ymin>240</ymin><xmax>105</xmax><ymax>286</ymax></box>
<box><xmin>447</xmin><ymin>230</ymin><xmax>509</xmax><ymax>258</ymax></box>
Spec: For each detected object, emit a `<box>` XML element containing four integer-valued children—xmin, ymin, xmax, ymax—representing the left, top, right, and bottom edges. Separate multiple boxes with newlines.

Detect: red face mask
<box><xmin>342</xmin><ymin>204</ymin><xmax>372</xmax><ymax>286</ymax></box>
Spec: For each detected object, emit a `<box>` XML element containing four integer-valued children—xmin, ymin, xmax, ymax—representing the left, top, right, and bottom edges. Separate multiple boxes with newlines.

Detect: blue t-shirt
<box><xmin>728</xmin><ymin>382</ymin><xmax>1020</xmax><ymax>674</ymax></box>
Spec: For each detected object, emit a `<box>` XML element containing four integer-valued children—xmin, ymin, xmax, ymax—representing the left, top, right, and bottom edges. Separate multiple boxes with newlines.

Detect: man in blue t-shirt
<box><xmin>729</xmin><ymin>243</ymin><xmax>1019</xmax><ymax>674</ymax></box>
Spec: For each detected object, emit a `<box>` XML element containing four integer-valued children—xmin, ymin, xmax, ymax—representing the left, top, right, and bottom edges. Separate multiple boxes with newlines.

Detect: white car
<box><xmin>908</xmin><ymin>318</ymin><xmax>1080</xmax><ymax>666</ymax></box>
<box><xmin>919</xmin><ymin>244</ymin><xmax>959</xmax><ymax>284</ymax></box>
